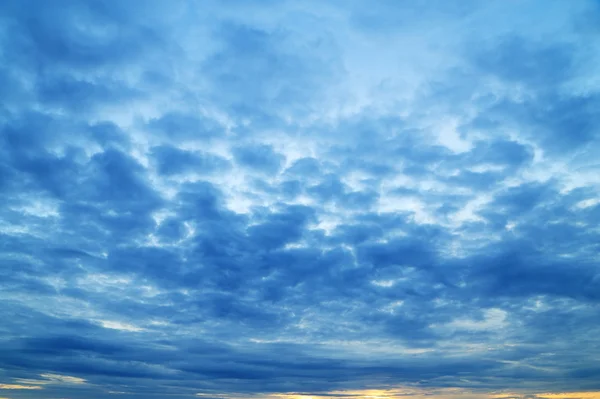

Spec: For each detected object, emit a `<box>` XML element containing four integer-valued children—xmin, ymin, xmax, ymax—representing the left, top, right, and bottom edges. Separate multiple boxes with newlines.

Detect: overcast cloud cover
<box><xmin>1</xmin><ymin>1</ymin><xmax>600</xmax><ymax>398</ymax></box>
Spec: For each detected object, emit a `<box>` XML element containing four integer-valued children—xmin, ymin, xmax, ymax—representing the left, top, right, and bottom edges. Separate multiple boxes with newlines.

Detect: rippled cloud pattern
<box><xmin>1</xmin><ymin>1</ymin><xmax>600</xmax><ymax>399</ymax></box>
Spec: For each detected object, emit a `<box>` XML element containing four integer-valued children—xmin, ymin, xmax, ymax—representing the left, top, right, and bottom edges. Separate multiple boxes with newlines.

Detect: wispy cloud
<box><xmin>0</xmin><ymin>384</ymin><xmax>43</xmax><ymax>390</ymax></box>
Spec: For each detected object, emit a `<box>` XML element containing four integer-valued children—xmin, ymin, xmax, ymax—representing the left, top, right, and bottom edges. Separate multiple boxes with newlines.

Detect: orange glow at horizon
<box><xmin>536</xmin><ymin>393</ymin><xmax>600</xmax><ymax>399</ymax></box>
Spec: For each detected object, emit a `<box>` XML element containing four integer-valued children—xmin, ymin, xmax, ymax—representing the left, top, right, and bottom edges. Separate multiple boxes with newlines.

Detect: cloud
<box><xmin>1</xmin><ymin>0</ymin><xmax>599</xmax><ymax>398</ymax></box>
<box><xmin>0</xmin><ymin>384</ymin><xmax>43</xmax><ymax>390</ymax></box>
<box><xmin>233</xmin><ymin>144</ymin><xmax>286</xmax><ymax>174</ymax></box>
<box><xmin>39</xmin><ymin>374</ymin><xmax>87</xmax><ymax>385</ymax></box>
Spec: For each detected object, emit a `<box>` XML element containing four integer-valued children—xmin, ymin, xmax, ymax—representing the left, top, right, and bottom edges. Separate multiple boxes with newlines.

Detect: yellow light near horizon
<box><xmin>269</xmin><ymin>389</ymin><xmax>600</xmax><ymax>399</ymax></box>
<box><xmin>270</xmin><ymin>388</ymin><xmax>486</xmax><ymax>399</ymax></box>
<box><xmin>537</xmin><ymin>393</ymin><xmax>600</xmax><ymax>399</ymax></box>
<box><xmin>270</xmin><ymin>389</ymin><xmax>419</xmax><ymax>399</ymax></box>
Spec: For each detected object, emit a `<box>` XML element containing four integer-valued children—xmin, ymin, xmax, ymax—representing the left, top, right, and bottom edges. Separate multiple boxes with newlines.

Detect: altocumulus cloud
<box><xmin>1</xmin><ymin>1</ymin><xmax>600</xmax><ymax>399</ymax></box>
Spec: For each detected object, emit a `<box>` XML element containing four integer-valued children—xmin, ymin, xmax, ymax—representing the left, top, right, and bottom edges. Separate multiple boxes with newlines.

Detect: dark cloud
<box><xmin>146</xmin><ymin>112</ymin><xmax>224</xmax><ymax>142</ymax></box>
<box><xmin>233</xmin><ymin>144</ymin><xmax>286</xmax><ymax>174</ymax></box>
<box><xmin>150</xmin><ymin>145</ymin><xmax>231</xmax><ymax>176</ymax></box>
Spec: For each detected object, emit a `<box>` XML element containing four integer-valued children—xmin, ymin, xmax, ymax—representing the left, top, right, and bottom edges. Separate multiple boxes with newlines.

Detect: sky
<box><xmin>1</xmin><ymin>0</ymin><xmax>600</xmax><ymax>398</ymax></box>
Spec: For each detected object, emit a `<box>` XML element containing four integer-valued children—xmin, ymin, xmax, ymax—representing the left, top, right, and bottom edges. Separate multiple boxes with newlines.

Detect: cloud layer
<box><xmin>1</xmin><ymin>1</ymin><xmax>600</xmax><ymax>398</ymax></box>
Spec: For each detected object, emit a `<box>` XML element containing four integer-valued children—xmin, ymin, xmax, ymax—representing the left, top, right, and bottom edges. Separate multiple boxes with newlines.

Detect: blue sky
<box><xmin>1</xmin><ymin>1</ymin><xmax>600</xmax><ymax>399</ymax></box>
